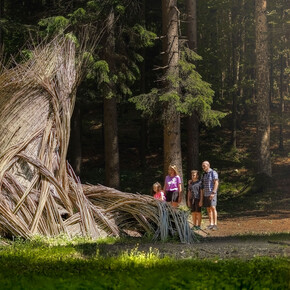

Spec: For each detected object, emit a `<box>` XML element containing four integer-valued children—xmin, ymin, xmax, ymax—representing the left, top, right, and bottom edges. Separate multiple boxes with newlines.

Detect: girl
<box><xmin>152</xmin><ymin>182</ymin><xmax>166</xmax><ymax>201</ymax></box>
<box><xmin>163</xmin><ymin>165</ymin><xmax>182</xmax><ymax>208</ymax></box>
<box><xmin>187</xmin><ymin>170</ymin><xmax>202</xmax><ymax>230</ymax></box>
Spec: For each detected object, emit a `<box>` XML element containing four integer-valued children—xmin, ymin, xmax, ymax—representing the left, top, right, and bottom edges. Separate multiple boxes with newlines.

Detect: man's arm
<box><xmin>212</xmin><ymin>179</ymin><xmax>219</xmax><ymax>193</ymax></box>
<box><xmin>209</xmin><ymin>179</ymin><xmax>219</xmax><ymax>200</ymax></box>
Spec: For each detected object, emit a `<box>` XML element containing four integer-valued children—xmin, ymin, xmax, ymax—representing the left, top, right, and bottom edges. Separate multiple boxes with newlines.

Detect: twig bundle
<box><xmin>0</xmin><ymin>35</ymin><xmax>195</xmax><ymax>243</ymax></box>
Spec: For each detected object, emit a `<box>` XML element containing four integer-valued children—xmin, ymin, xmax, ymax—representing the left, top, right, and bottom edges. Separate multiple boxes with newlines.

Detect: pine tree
<box><xmin>255</xmin><ymin>0</ymin><xmax>272</xmax><ymax>177</ymax></box>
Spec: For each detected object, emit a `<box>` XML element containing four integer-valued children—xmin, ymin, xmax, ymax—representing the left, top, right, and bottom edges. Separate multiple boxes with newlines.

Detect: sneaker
<box><xmin>191</xmin><ymin>226</ymin><xmax>201</xmax><ymax>231</ymax></box>
<box><xmin>211</xmin><ymin>225</ymin><xmax>218</xmax><ymax>231</ymax></box>
<box><xmin>207</xmin><ymin>225</ymin><xmax>214</xmax><ymax>230</ymax></box>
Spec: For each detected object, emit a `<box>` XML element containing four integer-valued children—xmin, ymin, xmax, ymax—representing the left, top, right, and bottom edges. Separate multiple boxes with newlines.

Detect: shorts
<box><xmin>190</xmin><ymin>198</ymin><xmax>201</xmax><ymax>213</ymax></box>
<box><xmin>203</xmin><ymin>195</ymin><xmax>217</xmax><ymax>207</ymax></box>
<box><xmin>166</xmin><ymin>190</ymin><xmax>179</xmax><ymax>202</ymax></box>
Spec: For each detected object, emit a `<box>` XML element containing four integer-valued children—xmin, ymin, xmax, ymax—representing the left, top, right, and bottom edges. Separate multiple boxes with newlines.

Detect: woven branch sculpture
<box><xmin>0</xmin><ymin>35</ymin><xmax>195</xmax><ymax>243</ymax></box>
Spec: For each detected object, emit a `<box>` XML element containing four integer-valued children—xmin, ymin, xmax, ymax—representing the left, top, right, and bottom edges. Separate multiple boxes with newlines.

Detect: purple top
<box><xmin>164</xmin><ymin>175</ymin><xmax>181</xmax><ymax>191</ymax></box>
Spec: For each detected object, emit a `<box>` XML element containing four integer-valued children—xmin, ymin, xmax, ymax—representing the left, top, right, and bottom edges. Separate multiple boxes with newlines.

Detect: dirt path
<box><xmin>106</xmin><ymin>202</ymin><xmax>290</xmax><ymax>260</ymax></box>
<box><xmin>114</xmin><ymin>160</ymin><xmax>290</xmax><ymax>260</ymax></box>
<box><xmin>98</xmin><ymin>236</ymin><xmax>290</xmax><ymax>260</ymax></box>
<box><xmin>195</xmin><ymin>212</ymin><xmax>290</xmax><ymax>238</ymax></box>
<box><xmin>180</xmin><ymin>154</ymin><xmax>290</xmax><ymax>258</ymax></box>
<box><xmin>137</xmin><ymin>154</ymin><xmax>290</xmax><ymax>259</ymax></box>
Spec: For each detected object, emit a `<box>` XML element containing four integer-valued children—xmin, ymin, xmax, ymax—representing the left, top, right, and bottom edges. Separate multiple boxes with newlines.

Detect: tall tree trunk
<box><xmin>139</xmin><ymin>0</ymin><xmax>148</xmax><ymax>168</ymax></box>
<box><xmin>231</xmin><ymin>91</ymin><xmax>238</xmax><ymax>148</ymax></box>
<box><xmin>104</xmin><ymin>97</ymin><xmax>120</xmax><ymax>188</ymax></box>
<box><xmin>279</xmin><ymin>4</ymin><xmax>287</xmax><ymax>151</ymax></box>
<box><xmin>162</xmin><ymin>0</ymin><xmax>183</xmax><ymax>190</ymax></box>
<box><xmin>0</xmin><ymin>0</ymin><xmax>4</xmax><ymax>45</ymax></box>
<box><xmin>239</xmin><ymin>0</ymin><xmax>246</xmax><ymax>124</ymax></box>
<box><xmin>103</xmin><ymin>8</ymin><xmax>120</xmax><ymax>188</ymax></box>
<box><xmin>231</xmin><ymin>0</ymin><xmax>241</xmax><ymax>148</ymax></box>
<box><xmin>186</xmin><ymin>0</ymin><xmax>199</xmax><ymax>178</ymax></box>
<box><xmin>186</xmin><ymin>113</ymin><xmax>199</xmax><ymax>173</ymax></box>
<box><xmin>255</xmin><ymin>0</ymin><xmax>272</xmax><ymax>177</ymax></box>
<box><xmin>269</xmin><ymin>22</ymin><xmax>274</xmax><ymax>108</ymax></box>
<box><xmin>279</xmin><ymin>53</ymin><xmax>285</xmax><ymax>151</ymax></box>
<box><xmin>140</xmin><ymin>118</ymin><xmax>148</xmax><ymax>168</ymax></box>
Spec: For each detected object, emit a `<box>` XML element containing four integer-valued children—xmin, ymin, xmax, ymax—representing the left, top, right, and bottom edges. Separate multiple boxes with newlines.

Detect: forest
<box><xmin>0</xmin><ymin>0</ymin><xmax>288</xmax><ymax>192</ymax></box>
<box><xmin>0</xmin><ymin>0</ymin><xmax>289</xmax><ymax>288</ymax></box>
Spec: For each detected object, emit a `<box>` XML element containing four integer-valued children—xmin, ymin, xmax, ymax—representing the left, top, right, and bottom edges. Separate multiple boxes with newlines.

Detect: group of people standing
<box><xmin>152</xmin><ymin>161</ymin><xmax>219</xmax><ymax>231</ymax></box>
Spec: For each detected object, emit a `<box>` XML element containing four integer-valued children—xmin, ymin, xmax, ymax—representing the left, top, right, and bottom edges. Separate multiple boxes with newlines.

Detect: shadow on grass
<box><xmin>199</xmin><ymin>232</ymin><xmax>290</xmax><ymax>243</ymax></box>
<box><xmin>0</xmin><ymin>253</ymin><xmax>289</xmax><ymax>290</ymax></box>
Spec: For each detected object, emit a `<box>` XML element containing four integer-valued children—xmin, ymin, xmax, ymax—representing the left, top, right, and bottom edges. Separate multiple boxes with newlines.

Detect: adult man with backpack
<box><xmin>201</xmin><ymin>161</ymin><xmax>219</xmax><ymax>230</ymax></box>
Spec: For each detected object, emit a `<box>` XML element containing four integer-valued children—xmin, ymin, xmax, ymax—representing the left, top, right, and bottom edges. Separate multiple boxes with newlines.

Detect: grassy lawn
<box><xmin>0</xmin><ymin>236</ymin><xmax>289</xmax><ymax>289</ymax></box>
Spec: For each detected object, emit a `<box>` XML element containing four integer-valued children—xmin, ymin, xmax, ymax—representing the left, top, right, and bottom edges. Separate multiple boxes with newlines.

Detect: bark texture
<box><xmin>103</xmin><ymin>8</ymin><xmax>120</xmax><ymax>188</ymax></box>
<box><xmin>186</xmin><ymin>0</ymin><xmax>199</xmax><ymax>176</ymax></box>
<box><xmin>255</xmin><ymin>0</ymin><xmax>272</xmax><ymax>176</ymax></box>
<box><xmin>104</xmin><ymin>97</ymin><xmax>120</xmax><ymax>188</ymax></box>
<box><xmin>162</xmin><ymin>0</ymin><xmax>183</xmax><ymax>186</ymax></box>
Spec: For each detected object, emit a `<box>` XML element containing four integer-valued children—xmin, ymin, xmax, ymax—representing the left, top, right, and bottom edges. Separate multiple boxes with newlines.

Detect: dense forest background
<box><xmin>0</xmin><ymin>0</ymin><xmax>289</xmax><ymax>198</ymax></box>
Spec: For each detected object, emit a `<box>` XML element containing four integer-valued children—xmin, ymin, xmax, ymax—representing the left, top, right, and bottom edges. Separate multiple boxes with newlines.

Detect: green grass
<box><xmin>0</xmin><ymin>236</ymin><xmax>289</xmax><ymax>289</ymax></box>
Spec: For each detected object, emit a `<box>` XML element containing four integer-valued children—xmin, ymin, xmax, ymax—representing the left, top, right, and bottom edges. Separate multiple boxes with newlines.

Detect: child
<box><xmin>152</xmin><ymin>182</ymin><xmax>166</xmax><ymax>201</ymax></box>
<box><xmin>187</xmin><ymin>170</ymin><xmax>202</xmax><ymax>230</ymax></box>
<box><xmin>163</xmin><ymin>165</ymin><xmax>182</xmax><ymax>208</ymax></box>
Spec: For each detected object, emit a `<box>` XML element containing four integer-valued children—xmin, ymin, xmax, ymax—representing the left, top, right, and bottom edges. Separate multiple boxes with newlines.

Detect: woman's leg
<box><xmin>192</xmin><ymin>212</ymin><xmax>197</xmax><ymax>226</ymax></box>
<box><xmin>191</xmin><ymin>212</ymin><xmax>195</xmax><ymax>226</ymax></box>
<box><xmin>196</xmin><ymin>212</ymin><xmax>202</xmax><ymax>227</ymax></box>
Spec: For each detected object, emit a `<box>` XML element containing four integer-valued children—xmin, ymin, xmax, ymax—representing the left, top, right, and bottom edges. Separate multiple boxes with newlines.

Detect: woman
<box><xmin>163</xmin><ymin>165</ymin><xmax>182</xmax><ymax>208</ymax></box>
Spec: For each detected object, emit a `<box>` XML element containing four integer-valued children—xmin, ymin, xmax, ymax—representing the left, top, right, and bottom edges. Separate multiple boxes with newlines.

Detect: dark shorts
<box><xmin>190</xmin><ymin>198</ymin><xmax>201</xmax><ymax>213</ymax></box>
<box><xmin>203</xmin><ymin>195</ymin><xmax>217</xmax><ymax>207</ymax></box>
<box><xmin>166</xmin><ymin>190</ymin><xmax>179</xmax><ymax>202</ymax></box>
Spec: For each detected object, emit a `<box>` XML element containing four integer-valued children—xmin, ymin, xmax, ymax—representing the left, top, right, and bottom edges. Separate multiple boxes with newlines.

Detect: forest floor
<box><xmin>98</xmin><ymin>175</ymin><xmax>290</xmax><ymax>260</ymax></box>
<box><xmin>183</xmin><ymin>105</ymin><xmax>290</xmax><ymax>259</ymax></box>
<box><xmin>95</xmin><ymin>134</ymin><xmax>290</xmax><ymax>260</ymax></box>
<box><xmin>197</xmin><ymin>155</ymin><xmax>290</xmax><ymax>239</ymax></box>
<box><xmin>133</xmin><ymin>109</ymin><xmax>289</xmax><ymax>259</ymax></box>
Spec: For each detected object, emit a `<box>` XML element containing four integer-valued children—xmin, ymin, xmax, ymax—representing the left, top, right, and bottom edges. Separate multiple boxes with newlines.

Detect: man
<box><xmin>201</xmin><ymin>161</ymin><xmax>219</xmax><ymax>230</ymax></box>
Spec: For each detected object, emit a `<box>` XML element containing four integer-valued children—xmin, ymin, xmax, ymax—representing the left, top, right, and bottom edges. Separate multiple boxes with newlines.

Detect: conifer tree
<box><xmin>103</xmin><ymin>8</ymin><xmax>120</xmax><ymax>188</ymax></box>
<box><xmin>185</xmin><ymin>0</ymin><xmax>199</xmax><ymax>176</ymax></box>
<box><xmin>161</xmin><ymin>0</ymin><xmax>183</xmax><ymax>186</ymax></box>
<box><xmin>255</xmin><ymin>0</ymin><xmax>272</xmax><ymax>177</ymax></box>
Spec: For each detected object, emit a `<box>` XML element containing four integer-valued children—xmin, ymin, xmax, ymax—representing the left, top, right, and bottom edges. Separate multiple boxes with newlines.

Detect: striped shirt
<box><xmin>201</xmin><ymin>169</ymin><xmax>218</xmax><ymax>196</ymax></box>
